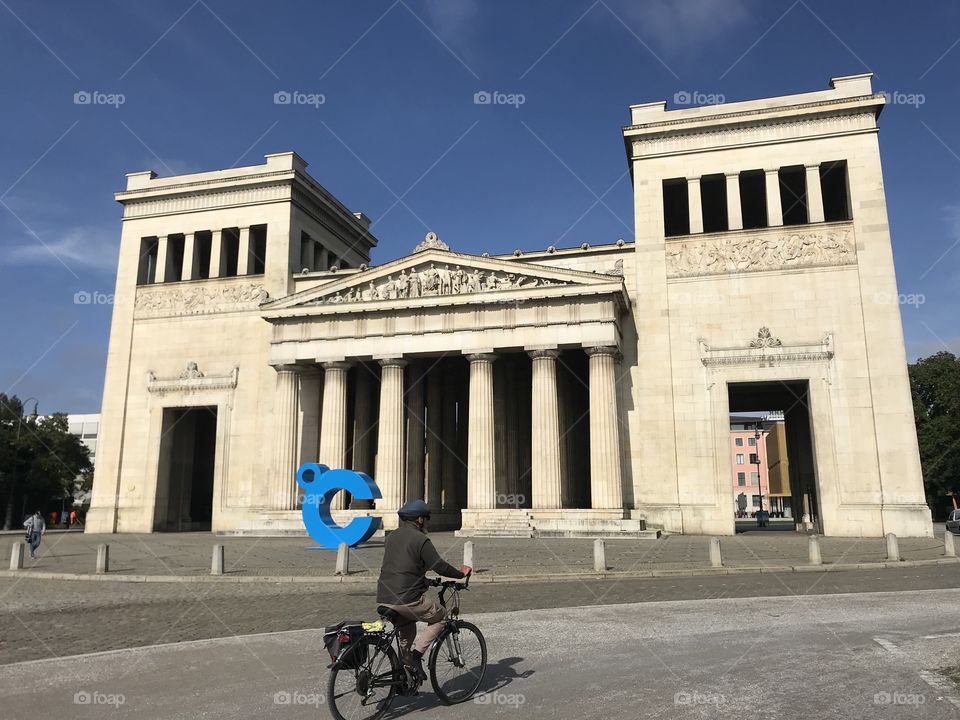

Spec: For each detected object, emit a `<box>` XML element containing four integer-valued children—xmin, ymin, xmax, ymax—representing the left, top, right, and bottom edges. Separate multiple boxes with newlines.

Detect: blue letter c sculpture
<box><xmin>296</xmin><ymin>463</ymin><xmax>382</xmax><ymax>548</ymax></box>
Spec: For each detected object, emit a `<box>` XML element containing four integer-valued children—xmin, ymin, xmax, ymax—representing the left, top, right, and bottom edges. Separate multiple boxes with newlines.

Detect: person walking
<box><xmin>23</xmin><ymin>511</ymin><xmax>46</xmax><ymax>559</ymax></box>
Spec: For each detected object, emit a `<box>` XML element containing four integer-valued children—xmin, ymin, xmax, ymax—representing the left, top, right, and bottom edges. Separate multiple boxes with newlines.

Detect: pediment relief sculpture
<box><xmin>306</xmin><ymin>261</ymin><xmax>572</xmax><ymax>306</ymax></box>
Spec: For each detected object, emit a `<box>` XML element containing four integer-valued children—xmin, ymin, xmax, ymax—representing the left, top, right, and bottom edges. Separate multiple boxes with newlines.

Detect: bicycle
<box><xmin>326</xmin><ymin>574</ymin><xmax>487</xmax><ymax>720</ymax></box>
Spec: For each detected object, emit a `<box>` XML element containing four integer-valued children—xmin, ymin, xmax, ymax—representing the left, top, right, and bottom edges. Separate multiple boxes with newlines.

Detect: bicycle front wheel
<box><xmin>428</xmin><ymin>620</ymin><xmax>487</xmax><ymax>704</ymax></box>
<box><xmin>327</xmin><ymin>636</ymin><xmax>400</xmax><ymax>720</ymax></box>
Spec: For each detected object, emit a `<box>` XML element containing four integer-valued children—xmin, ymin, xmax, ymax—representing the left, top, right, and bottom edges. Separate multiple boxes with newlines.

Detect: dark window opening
<box><xmin>165</xmin><ymin>234</ymin><xmax>185</xmax><ymax>282</ymax></box>
<box><xmin>222</xmin><ymin>228</ymin><xmax>240</xmax><ymax>277</ymax></box>
<box><xmin>700</xmin><ymin>174</ymin><xmax>728</xmax><ymax>233</ymax></box>
<box><xmin>137</xmin><ymin>237</ymin><xmax>158</xmax><ymax>285</ymax></box>
<box><xmin>778</xmin><ymin>165</ymin><xmax>808</xmax><ymax>226</ymax></box>
<box><xmin>739</xmin><ymin>171</ymin><xmax>767</xmax><ymax>229</ymax></box>
<box><xmin>194</xmin><ymin>231</ymin><xmax>212</xmax><ymax>279</ymax></box>
<box><xmin>250</xmin><ymin>224</ymin><xmax>267</xmax><ymax>274</ymax></box>
<box><xmin>820</xmin><ymin>161</ymin><xmax>852</xmax><ymax>222</ymax></box>
<box><xmin>662</xmin><ymin>178</ymin><xmax>690</xmax><ymax>237</ymax></box>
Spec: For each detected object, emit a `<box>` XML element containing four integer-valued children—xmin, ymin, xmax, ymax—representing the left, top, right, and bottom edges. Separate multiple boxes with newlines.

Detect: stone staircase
<box><xmin>455</xmin><ymin>511</ymin><xmax>535</xmax><ymax>538</ymax></box>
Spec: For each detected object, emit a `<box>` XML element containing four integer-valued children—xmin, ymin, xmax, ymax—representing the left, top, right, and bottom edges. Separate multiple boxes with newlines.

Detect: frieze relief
<box><xmin>307</xmin><ymin>262</ymin><xmax>571</xmax><ymax>305</ymax></box>
<box><xmin>135</xmin><ymin>282</ymin><xmax>269</xmax><ymax>318</ymax></box>
<box><xmin>666</xmin><ymin>226</ymin><xmax>856</xmax><ymax>279</ymax></box>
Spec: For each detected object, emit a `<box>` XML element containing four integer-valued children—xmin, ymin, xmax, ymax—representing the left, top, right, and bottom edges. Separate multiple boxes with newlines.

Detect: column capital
<box><xmin>584</xmin><ymin>345</ymin><xmax>621</xmax><ymax>360</ymax></box>
<box><xmin>686</xmin><ymin>176</ymin><xmax>702</xmax><ymax>185</ymax></box>
<box><xmin>272</xmin><ymin>363</ymin><xmax>302</xmax><ymax>374</ymax></box>
<box><xmin>321</xmin><ymin>361</ymin><xmax>352</xmax><ymax>372</ymax></box>
<box><xmin>527</xmin><ymin>348</ymin><xmax>560</xmax><ymax>360</ymax></box>
<box><xmin>724</xmin><ymin>171</ymin><xmax>740</xmax><ymax>179</ymax></box>
<box><xmin>466</xmin><ymin>352</ymin><xmax>498</xmax><ymax>363</ymax></box>
<box><xmin>804</xmin><ymin>163</ymin><xmax>821</xmax><ymax>171</ymax></box>
<box><xmin>378</xmin><ymin>357</ymin><xmax>408</xmax><ymax>369</ymax></box>
<box><xmin>764</xmin><ymin>168</ymin><xmax>780</xmax><ymax>176</ymax></box>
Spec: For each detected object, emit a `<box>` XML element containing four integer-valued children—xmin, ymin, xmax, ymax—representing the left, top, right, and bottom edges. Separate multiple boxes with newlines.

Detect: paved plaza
<box><xmin>4</xmin><ymin>585</ymin><xmax>960</xmax><ymax>718</ymax></box>
<box><xmin>3</xmin><ymin>528</ymin><xmax>955</xmax><ymax>581</ymax></box>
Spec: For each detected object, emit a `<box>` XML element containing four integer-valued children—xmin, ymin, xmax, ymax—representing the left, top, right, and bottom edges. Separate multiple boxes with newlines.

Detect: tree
<box><xmin>0</xmin><ymin>395</ymin><xmax>92</xmax><ymax>530</ymax></box>
<box><xmin>909</xmin><ymin>352</ymin><xmax>960</xmax><ymax>502</ymax></box>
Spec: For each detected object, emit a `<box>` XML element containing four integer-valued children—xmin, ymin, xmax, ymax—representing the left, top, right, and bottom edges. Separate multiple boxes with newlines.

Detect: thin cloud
<box><xmin>2</xmin><ymin>226</ymin><xmax>118</xmax><ymax>272</ymax></box>
<box><xmin>610</xmin><ymin>0</ymin><xmax>755</xmax><ymax>53</ymax></box>
<box><xmin>422</xmin><ymin>0</ymin><xmax>479</xmax><ymax>42</ymax></box>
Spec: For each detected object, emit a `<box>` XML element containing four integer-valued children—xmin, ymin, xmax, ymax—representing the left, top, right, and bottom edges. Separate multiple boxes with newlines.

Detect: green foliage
<box><xmin>1</xmin><ymin>394</ymin><xmax>93</xmax><ymax>528</ymax></box>
<box><xmin>909</xmin><ymin>352</ymin><xmax>960</xmax><ymax>499</ymax></box>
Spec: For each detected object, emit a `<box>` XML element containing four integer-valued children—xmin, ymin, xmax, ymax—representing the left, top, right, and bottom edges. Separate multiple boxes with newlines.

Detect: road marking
<box><xmin>918</xmin><ymin>670</ymin><xmax>960</xmax><ymax>708</ymax></box>
<box><xmin>873</xmin><ymin>637</ymin><xmax>905</xmax><ymax>655</ymax></box>
<box><xmin>922</xmin><ymin>632</ymin><xmax>960</xmax><ymax>639</ymax></box>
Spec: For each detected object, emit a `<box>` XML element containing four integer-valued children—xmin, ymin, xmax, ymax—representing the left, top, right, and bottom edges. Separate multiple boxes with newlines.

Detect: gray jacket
<box><xmin>376</xmin><ymin>521</ymin><xmax>464</xmax><ymax>604</ymax></box>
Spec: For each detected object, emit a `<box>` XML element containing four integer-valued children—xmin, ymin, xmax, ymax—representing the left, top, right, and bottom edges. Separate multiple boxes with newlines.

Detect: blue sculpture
<box><xmin>296</xmin><ymin>463</ymin><xmax>382</xmax><ymax>548</ymax></box>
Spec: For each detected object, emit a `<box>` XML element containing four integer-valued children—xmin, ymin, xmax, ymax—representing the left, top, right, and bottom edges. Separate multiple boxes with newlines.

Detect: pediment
<box><xmin>262</xmin><ymin>248</ymin><xmax>625</xmax><ymax>314</ymax></box>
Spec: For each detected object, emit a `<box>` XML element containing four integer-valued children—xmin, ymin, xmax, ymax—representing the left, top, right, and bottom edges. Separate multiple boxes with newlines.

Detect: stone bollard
<box><xmin>335</xmin><ymin>542</ymin><xmax>350</xmax><ymax>576</ymax></box>
<box><xmin>709</xmin><ymin>537</ymin><xmax>723</xmax><ymax>568</ymax></box>
<box><xmin>808</xmin><ymin>535</ymin><xmax>822</xmax><ymax>566</ymax></box>
<box><xmin>96</xmin><ymin>544</ymin><xmax>109</xmax><ymax>574</ymax></box>
<box><xmin>593</xmin><ymin>539</ymin><xmax>606</xmax><ymax>572</ymax></box>
<box><xmin>9</xmin><ymin>542</ymin><xmax>24</xmax><ymax>570</ymax></box>
<box><xmin>211</xmin><ymin>544</ymin><xmax>224</xmax><ymax>576</ymax></box>
<box><xmin>945</xmin><ymin>531</ymin><xmax>956</xmax><ymax>558</ymax></box>
<box><xmin>463</xmin><ymin>541</ymin><xmax>475</xmax><ymax>573</ymax></box>
<box><xmin>885</xmin><ymin>533</ymin><xmax>900</xmax><ymax>562</ymax></box>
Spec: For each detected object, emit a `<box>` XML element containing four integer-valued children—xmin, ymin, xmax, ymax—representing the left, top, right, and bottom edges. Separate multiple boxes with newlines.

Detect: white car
<box><xmin>946</xmin><ymin>509</ymin><xmax>960</xmax><ymax>535</ymax></box>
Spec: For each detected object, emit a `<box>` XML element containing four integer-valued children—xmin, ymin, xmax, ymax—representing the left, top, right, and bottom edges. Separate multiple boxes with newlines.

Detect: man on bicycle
<box><xmin>376</xmin><ymin>499</ymin><xmax>471</xmax><ymax>681</ymax></box>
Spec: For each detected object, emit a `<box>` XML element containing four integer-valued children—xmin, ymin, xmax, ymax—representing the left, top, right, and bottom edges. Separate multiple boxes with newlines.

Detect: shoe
<box><xmin>402</xmin><ymin>650</ymin><xmax>427</xmax><ymax>683</ymax></box>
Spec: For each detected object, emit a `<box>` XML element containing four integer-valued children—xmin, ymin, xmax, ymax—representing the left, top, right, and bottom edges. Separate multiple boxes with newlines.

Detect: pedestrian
<box><xmin>49</xmin><ymin>510</ymin><xmax>57</xmax><ymax>527</ymax></box>
<box><xmin>63</xmin><ymin>510</ymin><xmax>70</xmax><ymax>529</ymax></box>
<box><xmin>24</xmin><ymin>511</ymin><xmax>46</xmax><ymax>559</ymax></box>
<box><xmin>69</xmin><ymin>510</ymin><xmax>78</xmax><ymax>528</ymax></box>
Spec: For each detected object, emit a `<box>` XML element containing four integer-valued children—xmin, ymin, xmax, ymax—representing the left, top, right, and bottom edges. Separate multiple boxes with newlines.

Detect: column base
<box><xmin>457</xmin><ymin>509</ymin><xmax>660</xmax><ymax>539</ymax></box>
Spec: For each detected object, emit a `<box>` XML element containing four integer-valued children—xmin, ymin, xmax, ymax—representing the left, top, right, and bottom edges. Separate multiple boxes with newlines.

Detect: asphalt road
<box><xmin>2</xmin><ymin>564</ymin><xmax>960</xmax><ymax>665</ymax></box>
<box><xmin>3</xmin><ymin>581</ymin><xmax>960</xmax><ymax>718</ymax></box>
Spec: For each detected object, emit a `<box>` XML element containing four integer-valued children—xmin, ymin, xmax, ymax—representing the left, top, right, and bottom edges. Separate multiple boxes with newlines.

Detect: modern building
<box><xmin>729</xmin><ymin>414</ymin><xmax>771</xmax><ymax>518</ymax></box>
<box><xmin>87</xmin><ymin>74</ymin><xmax>932</xmax><ymax>537</ymax></box>
<box><xmin>66</xmin><ymin>413</ymin><xmax>99</xmax><ymax>508</ymax></box>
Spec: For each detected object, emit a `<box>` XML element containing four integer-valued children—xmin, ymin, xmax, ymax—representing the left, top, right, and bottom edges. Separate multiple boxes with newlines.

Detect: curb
<box><xmin>1</xmin><ymin>557</ymin><xmax>957</xmax><ymax>584</ymax></box>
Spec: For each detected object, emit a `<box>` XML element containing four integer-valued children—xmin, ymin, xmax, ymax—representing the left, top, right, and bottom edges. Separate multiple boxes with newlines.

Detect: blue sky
<box><xmin>1</xmin><ymin>0</ymin><xmax>959</xmax><ymax>413</ymax></box>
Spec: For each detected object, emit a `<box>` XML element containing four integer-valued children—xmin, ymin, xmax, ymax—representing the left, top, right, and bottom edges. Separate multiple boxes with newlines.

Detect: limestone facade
<box><xmin>87</xmin><ymin>74</ymin><xmax>932</xmax><ymax>538</ymax></box>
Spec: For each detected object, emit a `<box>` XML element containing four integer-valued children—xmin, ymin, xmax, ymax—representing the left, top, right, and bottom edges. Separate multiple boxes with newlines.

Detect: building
<box><xmin>87</xmin><ymin>74</ymin><xmax>932</xmax><ymax>538</ymax></box>
<box><xmin>67</xmin><ymin>413</ymin><xmax>99</xmax><ymax>508</ymax></box>
<box><xmin>729</xmin><ymin>415</ymin><xmax>771</xmax><ymax>518</ymax></box>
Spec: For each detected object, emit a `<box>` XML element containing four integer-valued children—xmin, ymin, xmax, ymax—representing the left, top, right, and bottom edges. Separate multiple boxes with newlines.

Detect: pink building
<box><xmin>730</xmin><ymin>419</ymin><xmax>770</xmax><ymax>517</ymax></box>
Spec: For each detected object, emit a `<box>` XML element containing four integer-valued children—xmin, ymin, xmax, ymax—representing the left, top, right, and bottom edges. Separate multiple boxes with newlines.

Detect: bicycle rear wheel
<box><xmin>428</xmin><ymin>620</ymin><xmax>487</xmax><ymax>704</ymax></box>
<box><xmin>327</xmin><ymin>636</ymin><xmax>400</xmax><ymax>720</ymax></box>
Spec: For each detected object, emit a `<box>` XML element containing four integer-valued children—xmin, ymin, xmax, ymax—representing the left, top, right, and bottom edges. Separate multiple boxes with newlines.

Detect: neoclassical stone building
<box><xmin>87</xmin><ymin>74</ymin><xmax>932</xmax><ymax>538</ymax></box>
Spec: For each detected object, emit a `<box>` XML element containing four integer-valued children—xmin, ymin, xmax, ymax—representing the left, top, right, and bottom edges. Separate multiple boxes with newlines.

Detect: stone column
<box><xmin>725</xmin><ymin>172</ymin><xmax>743</xmax><ymax>230</ymax></box>
<box><xmin>269</xmin><ymin>364</ymin><xmax>301</xmax><ymax>510</ymax></box>
<box><xmin>425</xmin><ymin>365</ymin><xmax>443</xmax><ymax>511</ymax></box>
<box><xmin>529</xmin><ymin>349</ymin><xmax>562</xmax><ymax>509</ymax></box>
<box><xmin>687</xmin><ymin>177</ymin><xmax>703</xmax><ymax>234</ymax></box>
<box><xmin>764</xmin><ymin>169</ymin><xmax>783</xmax><ymax>227</ymax></box>
<box><xmin>350</xmin><ymin>365</ymin><xmax>374</xmax><ymax>509</ymax></box>
<box><xmin>302</xmin><ymin>237</ymin><xmax>315</xmax><ymax>272</ymax></box>
<box><xmin>404</xmin><ymin>362</ymin><xmax>426</xmax><ymax>502</ymax></box>
<box><xmin>319</xmin><ymin>361</ymin><xmax>350</xmax><ymax>509</ymax></box>
<box><xmin>182</xmin><ymin>232</ymin><xmax>196</xmax><ymax>280</ymax></box>
<box><xmin>154</xmin><ymin>235</ymin><xmax>169</xmax><ymax>283</ymax></box>
<box><xmin>209</xmin><ymin>229</ymin><xmax>223</xmax><ymax>278</ymax></box>
<box><xmin>805</xmin><ymin>164</ymin><xmax>825</xmax><ymax>223</ymax></box>
<box><xmin>319</xmin><ymin>246</ymin><xmax>330</xmax><ymax>271</ymax></box>
<box><xmin>237</xmin><ymin>226</ymin><xmax>251</xmax><ymax>275</ymax></box>
<box><xmin>441</xmin><ymin>363</ymin><xmax>460</xmax><ymax>509</ymax></box>
<box><xmin>503</xmin><ymin>359</ymin><xmax>520</xmax><ymax>498</ymax></box>
<box><xmin>467</xmin><ymin>353</ymin><xmax>497</xmax><ymax>509</ymax></box>
<box><xmin>587</xmin><ymin>347</ymin><xmax>624</xmax><ymax>510</ymax></box>
<box><xmin>376</xmin><ymin>358</ymin><xmax>407</xmax><ymax>511</ymax></box>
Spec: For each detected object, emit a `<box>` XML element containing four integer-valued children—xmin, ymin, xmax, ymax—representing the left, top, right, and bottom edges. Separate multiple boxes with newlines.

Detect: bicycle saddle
<box><xmin>377</xmin><ymin>605</ymin><xmax>401</xmax><ymax>623</ymax></box>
